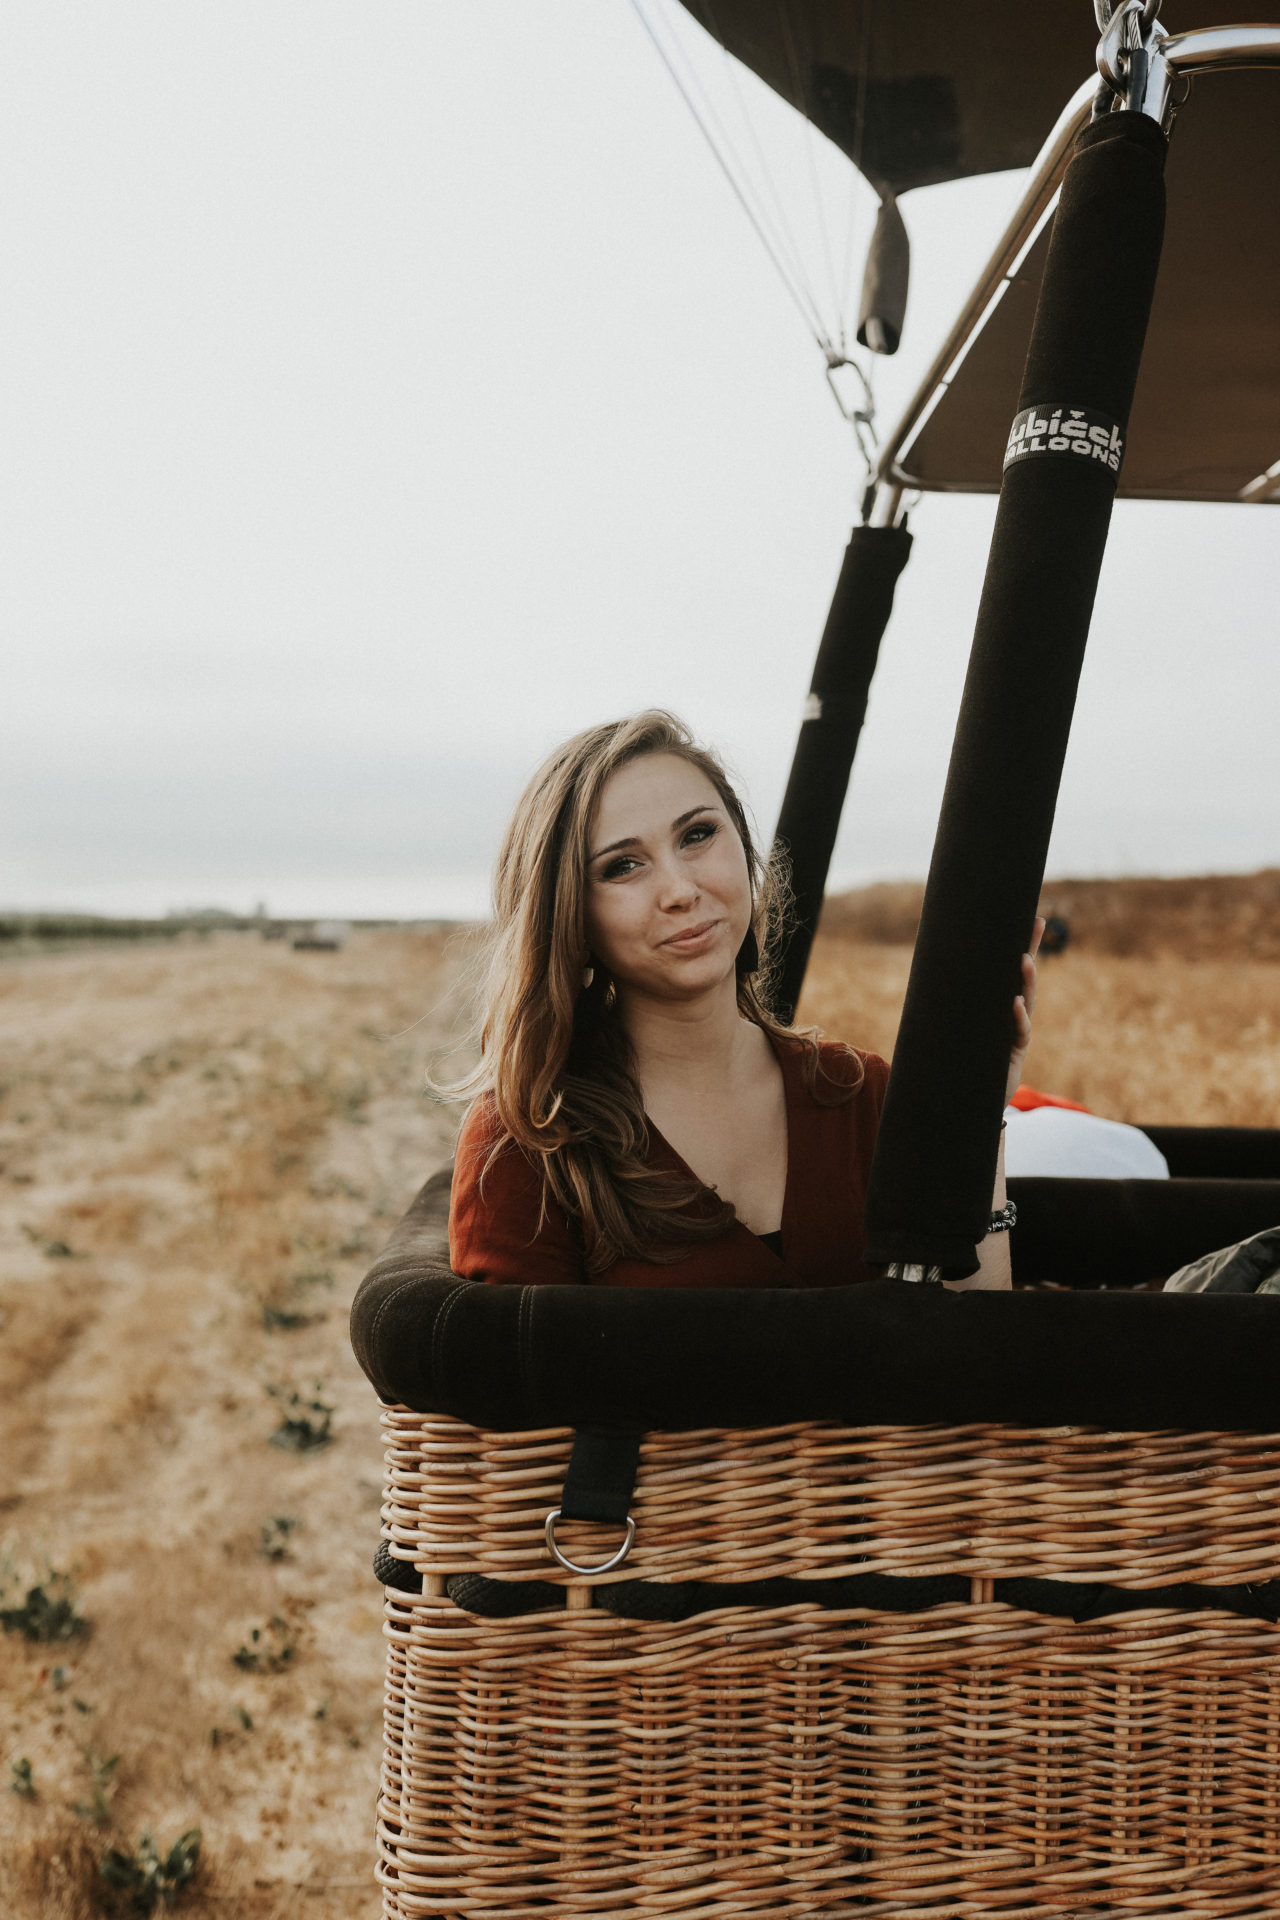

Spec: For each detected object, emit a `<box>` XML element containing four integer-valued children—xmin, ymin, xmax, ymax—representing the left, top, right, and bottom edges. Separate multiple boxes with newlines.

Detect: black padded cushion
<box><xmin>1009</xmin><ymin>1176</ymin><xmax>1280</xmax><ymax>1289</ymax></box>
<box><xmin>350</xmin><ymin>1166</ymin><xmax>1280</xmax><ymax>1434</ymax></box>
<box><xmin>1140</xmin><ymin>1127</ymin><xmax>1280</xmax><ymax>1181</ymax></box>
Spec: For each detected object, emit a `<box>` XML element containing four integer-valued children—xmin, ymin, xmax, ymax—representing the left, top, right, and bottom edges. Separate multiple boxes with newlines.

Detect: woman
<box><xmin>450</xmin><ymin>711</ymin><xmax>1038</xmax><ymax>1291</ymax></box>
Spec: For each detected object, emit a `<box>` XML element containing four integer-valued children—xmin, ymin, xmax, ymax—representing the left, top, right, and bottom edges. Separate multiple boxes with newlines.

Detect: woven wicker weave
<box><xmin>377</xmin><ymin>1412</ymin><xmax>1280</xmax><ymax>1918</ymax></box>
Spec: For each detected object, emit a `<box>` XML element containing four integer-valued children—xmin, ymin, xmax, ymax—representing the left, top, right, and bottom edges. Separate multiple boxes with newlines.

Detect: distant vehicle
<box><xmin>291</xmin><ymin>920</ymin><xmax>349</xmax><ymax>951</ymax></box>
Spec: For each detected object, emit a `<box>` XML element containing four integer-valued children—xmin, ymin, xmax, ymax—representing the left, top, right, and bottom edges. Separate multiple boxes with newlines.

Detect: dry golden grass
<box><xmin>802</xmin><ymin>871</ymin><xmax>1280</xmax><ymax>1123</ymax></box>
<box><xmin>0</xmin><ymin>889</ymin><xmax>1276</xmax><ymax>1915</ymax></box>
<box><xmin>800</xmin><ymin>941</ymin><xmax>1280</xmax><ymax>1124</ymax></box>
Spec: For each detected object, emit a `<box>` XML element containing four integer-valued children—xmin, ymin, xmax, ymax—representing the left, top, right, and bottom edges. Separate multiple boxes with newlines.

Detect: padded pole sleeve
<box><xmin>772</xmin><ymin>522</ymin><xmax>913</xmax><ymax>1022</ymax></box>
<box><xmin>865</xmin><ymin>113</ymin><xmax>1168</xmax><ymax>1275</ymax></box>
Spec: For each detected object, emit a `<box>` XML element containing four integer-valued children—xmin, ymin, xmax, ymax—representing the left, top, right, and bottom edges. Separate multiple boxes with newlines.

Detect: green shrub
<box><xmin>258</xmin><ymin>1515</ymin><xmax>301</xmax><ymax>1560</ymax></box>
<box><xmin>208</xmin><ymin>1704</ymin><xmax>252</xmax><ymax>1747</ymax></box>
<box><xmin>231</xmin><ymin>1615</ymin><xmax>296</xmax><ymax>1673</ymax></box>
<box><xmin>73</xmin><ymin>1748</ymin><xmax>119</xmax><ymax>1825</ymax></box>
<box><xmin>290</xmin><ymin>1268</ymin><xmax>334</xmax><ymax>1291</ymax></box>
<box><xmin>0</xmin><ymin>1567</ymin><xmax>88</xmax><ymax>1642</ymax></box>
<box><xmin>261</xmin><ymin>1303</ymin><xmax>313</xmax><ymax>1332</ymax></box>
<box><xmin>266</xmin><ymin>1383</ymin><xmax>334</xmax><ymax>1452</ymax></box>
<box><xmin>99</xmin><ymin>1827</ymin><xmax>201</xmax><ymax>1912</ymax></box>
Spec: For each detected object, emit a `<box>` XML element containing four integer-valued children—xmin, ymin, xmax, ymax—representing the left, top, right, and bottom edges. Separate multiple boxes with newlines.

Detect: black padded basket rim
<box><xmin>353</xmin><ymin>1261</ymin><xmax>1280</xmax><ymax>1434</ymax></box>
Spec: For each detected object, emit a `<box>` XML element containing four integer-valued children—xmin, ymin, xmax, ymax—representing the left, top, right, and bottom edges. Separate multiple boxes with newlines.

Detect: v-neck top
<box><xmin>448</xmin><ymin>1035</ymin><xmax>890</xmax><ymax>1290</ymax></box>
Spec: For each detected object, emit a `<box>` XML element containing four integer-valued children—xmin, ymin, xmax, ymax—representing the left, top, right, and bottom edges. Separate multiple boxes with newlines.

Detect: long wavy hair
<box><xmin>464</xmin><ymin>711</ymin><xmax>838</xmax><ymax>1273</ymax></box>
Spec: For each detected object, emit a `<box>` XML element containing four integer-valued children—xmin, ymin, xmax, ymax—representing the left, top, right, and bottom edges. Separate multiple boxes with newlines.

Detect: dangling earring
<box><xmin>736</xmin><ymin>926</ymin><xmax>760</xmax><ymax>976</ymax></box>
<box><xmin>581</xmin><ymin>959</ymin><xmax>595</xmax><ymax>990</ymax></box>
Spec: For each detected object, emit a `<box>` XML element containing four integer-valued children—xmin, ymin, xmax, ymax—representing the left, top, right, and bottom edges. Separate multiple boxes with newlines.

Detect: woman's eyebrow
<box><xmin>590</xmin><ymin>833</ymin><xmax>640</xmax><ymax>862</ymax></box>
<box><xmin>589</xmin><ymin>805</ymin><xmax>719</xmax><ymax>864</ymax></box>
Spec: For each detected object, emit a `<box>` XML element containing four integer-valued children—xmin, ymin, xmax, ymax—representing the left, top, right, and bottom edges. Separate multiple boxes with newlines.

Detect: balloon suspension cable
<box><xmin>628</xmin><ymin>0</ymin><xmax>880</xmax><ymax>477</ymax></box>
<box><xmin>824</xmin><ymin>349</ymin><xmax>878</xmax><ymax>471</ymax></box>
<box><xmin>628</xmin><ymin>0</ymin><xmax>832</xmax><ymax>352</ymax></box>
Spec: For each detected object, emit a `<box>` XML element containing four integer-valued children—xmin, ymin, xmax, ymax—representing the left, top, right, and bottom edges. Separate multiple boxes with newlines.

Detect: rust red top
<box><xmin>448</xmin><ymin>1035</ymin><xmax>889</xmax><ymax>1289</ymax></box>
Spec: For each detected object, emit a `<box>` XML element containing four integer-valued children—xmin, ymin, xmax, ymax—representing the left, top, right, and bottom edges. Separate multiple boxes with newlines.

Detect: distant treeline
<box><xmin>822</xmin><ymin>869</ymin><xmax>1280</xmax><ymax>961</ymax></box>
<box><xmin>0</xmin><ymin>912</ymin><xmax>447</xmax><ymax>947</ymax></box>
<box><xmin>0</xmin><ymin>913</ymin><xmax>220</xmax><ymax>944</ymax></box>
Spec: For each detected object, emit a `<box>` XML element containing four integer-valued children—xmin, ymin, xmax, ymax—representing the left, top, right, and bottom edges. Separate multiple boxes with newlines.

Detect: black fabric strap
<box><xmin>428</xmin><ymin>1566</ymin><xmax>1280</xmax><ymax>1627</ymax></box>
<box><xmin>601</xmin><ymin>1570</ymin><xmax>966</xmax><ymax>1621</ymax></box>
<box><xmin>559</xmin><ymin>1427</ymin><xmax>642</xmax><ymax>1525</ymax></box>
<box><xmin>372</xmin><ymin>1541</ymin><xmax>1280</xmax><ymax>1629</ymax></box>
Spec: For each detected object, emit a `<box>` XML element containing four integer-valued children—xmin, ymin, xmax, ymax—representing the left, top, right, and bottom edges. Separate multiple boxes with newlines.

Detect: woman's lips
<box><xmin>662</xmin><ymin>920</ymin><xmax>719</xmax><ymax>950</ymax></box>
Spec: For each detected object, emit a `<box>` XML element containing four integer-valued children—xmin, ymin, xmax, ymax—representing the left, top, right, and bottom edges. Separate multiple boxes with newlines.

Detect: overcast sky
<box><xmin>4</xmin><ymin>2</ymin><xmax>1276</xmax><ymax>920</ymax></box>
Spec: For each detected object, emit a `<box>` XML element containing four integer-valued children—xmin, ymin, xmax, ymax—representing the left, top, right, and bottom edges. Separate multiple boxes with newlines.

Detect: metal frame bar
<box><xmin>869</xmin><ymin>24</ymin><xmax>1280</xmax><ymax>515</ymax></box>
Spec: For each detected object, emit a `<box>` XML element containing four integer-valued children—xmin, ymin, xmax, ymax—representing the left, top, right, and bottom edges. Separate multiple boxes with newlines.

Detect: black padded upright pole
<box><xmin>865</xmin><ymin>112</ymin><xmax>1168</xmax><ymax>1276</ymax></box>
<box><xmin>772</xmin><ymin>521</ymin><xmax>913</xmax><ymax>1021</ymax></box>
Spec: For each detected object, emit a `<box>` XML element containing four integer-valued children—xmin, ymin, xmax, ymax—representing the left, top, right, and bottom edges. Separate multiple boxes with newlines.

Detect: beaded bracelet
<box><xmin>887</xmin><ymin>1187</ymin><xmax>1017</xmax><ymax>1283</ymax></box>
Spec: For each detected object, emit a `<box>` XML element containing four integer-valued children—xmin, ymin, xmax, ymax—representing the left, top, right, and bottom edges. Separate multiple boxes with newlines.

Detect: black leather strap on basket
<box><xmin>865</xmin><ymin>112</ymin><xmax>1168</xmax><ymax>1277</ymax></box>
<box><xmin>543</xmin><ymin>1427</ymin><xmax>643</xmax><ymax>1576</ymax></box>
<box><xmin>772</xmin><ymin>523</ymin><xmax>913</xmax><ymax>1023</ymax></box>
<box><xmin>559</xmin><ymin>1428</ymin><xmax>642</xmax><ymax>1525</ymax></box>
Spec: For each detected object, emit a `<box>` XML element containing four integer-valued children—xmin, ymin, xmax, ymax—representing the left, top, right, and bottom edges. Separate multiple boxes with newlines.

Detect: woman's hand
<box><xmin>1006</xmin><ymin>916</ymin><xmax>1045</xmax><ymax>1103</ymax></box>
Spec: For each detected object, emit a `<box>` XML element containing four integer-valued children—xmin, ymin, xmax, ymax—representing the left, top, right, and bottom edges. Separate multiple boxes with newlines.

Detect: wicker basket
<box><xmin>376</xmin><ymin>1412</ymin><xmax>1280</xmax><ymax>1919</ymax></box>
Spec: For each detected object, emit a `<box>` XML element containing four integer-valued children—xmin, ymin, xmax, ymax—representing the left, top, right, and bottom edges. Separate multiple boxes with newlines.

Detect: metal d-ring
<box><xmin>544</xmin><ymin>1509</ymin><xmax>636</xmax><ymax>1576</ymax></box>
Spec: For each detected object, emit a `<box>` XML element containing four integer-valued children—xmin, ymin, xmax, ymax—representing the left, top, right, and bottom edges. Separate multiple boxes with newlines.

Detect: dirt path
<box><xmin>0</xmin><ymin>930</ymin><xmax>474</xmax><ymax>1918</ymax></box>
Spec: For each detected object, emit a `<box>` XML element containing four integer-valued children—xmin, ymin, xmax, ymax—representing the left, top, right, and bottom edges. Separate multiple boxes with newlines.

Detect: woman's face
<box><xmin>582</xmin><ymin>751</ymin><xmax>753</xmax><ymax>1004</ymax></box>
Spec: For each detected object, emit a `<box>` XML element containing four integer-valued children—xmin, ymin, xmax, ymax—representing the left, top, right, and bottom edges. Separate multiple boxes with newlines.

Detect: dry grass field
<box><xmin>805</xmin><ymin>870</ymin><xmax>1280</xmax><ymax>1123</ymax></box>
<box><xmin>0</xmin><ymin>929</ymin><xmax>478</xmax><ymax>1919</ymax></box>
<box><xmin>1</xmin><ymin>877</ymin><xmax>1277</xmax><ymax>1916</ymax></box>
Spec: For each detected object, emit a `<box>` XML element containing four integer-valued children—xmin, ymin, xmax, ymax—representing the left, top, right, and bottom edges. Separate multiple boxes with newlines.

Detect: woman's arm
<box><xmin>960</xmin><ymin>1125</ymin><xmax>1013</xmax><ymax>1289</ymax></box>
<box><xmin>946</xmin><ymin>921</ymin><xmax>1043</xmax><ymax>1293</ymax></box>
